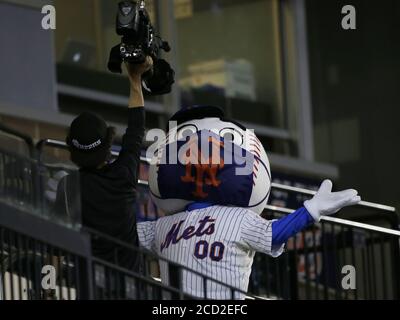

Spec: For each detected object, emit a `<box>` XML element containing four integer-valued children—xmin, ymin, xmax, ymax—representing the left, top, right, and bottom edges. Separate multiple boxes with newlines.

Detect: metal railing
<box><xmin>0</xmin><ymin>137</ymin><xmax>398</xmax><ymax>299</ymax></box>
<box><xmin>252</xmin><ymin>206</ymin><xmax>400</xmax><ymax>300</ymax></box>
<box><xmin>0</xmin><ymin>147</ymin><xmax>81</xmax><ymax>229</ymax></box>
<box><xmin>0</xmin><ymin>123</ymin><xmax>35</xmax><ymax>158</ymax></box>
<box><xmin>36</xmin><ymin>138</ymin><xmax>398</xmax><ymax>221</ymax></box>
<box><xmin>36</xmin><ymin>138</ymin><xmax>400</xmax><ymax>300</ymax></box>
<box><xmin>0</xmin><ymin>224</ymin><xmax>89</xmax><ymax>300</ymax></box>
<box><xmin>0</xmin><ymin>137</ymin><xmax>264</xmax><ymax>300</ymax></box>
<box><xmin>269</xmin><ymin>183</ymin><xmax>397</xmax><ymax>217</ymax></box>
<box><xmin>0</xmin><ymin>203</ymin><xmax>262</xmax><ymax>300</ymax></box>
<box><xmin>86</xmin><ymin>227</ymin><xmax>262</xmax><ymax>300</ymax></box>
<box><xmin>36</xmin><ymin>139</ymin><xmax>398</xmax><ymax>215</ymax></box>
<box><xmin>38</xmin><ymin>138</ymin><xmax>398</xmax><ymax>226</ymax></box>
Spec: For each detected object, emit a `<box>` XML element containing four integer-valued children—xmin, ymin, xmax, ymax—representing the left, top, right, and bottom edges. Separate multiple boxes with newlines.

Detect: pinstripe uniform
<box><xmin>137</xmin><ymin>205</ymin><xmax>284</xmax><ymax>299</ymax></box>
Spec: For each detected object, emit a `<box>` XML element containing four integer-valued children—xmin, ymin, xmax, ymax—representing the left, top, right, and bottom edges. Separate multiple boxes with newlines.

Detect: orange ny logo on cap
<box><xmin>181</xmin><ymin>137</ymin><xmax>224</xmax><ymax>198</ymax></box>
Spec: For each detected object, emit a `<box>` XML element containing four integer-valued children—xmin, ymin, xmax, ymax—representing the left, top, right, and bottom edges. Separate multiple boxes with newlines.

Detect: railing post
<box><xmin>76</xmin><ymin>235</ymin><xmax>94</xmax><ymax>300</ymax></box>
<box><xmin>0</xmin><ymin>274</ymin><xmax>3</xmax><ymax>300</ymax></box>
<box><xmin>85</xmin><ymin>255</ymin><xmax>95</xmax><ymax>300</ymax></box>
<box><xmin>168</xmin><ymin>263</ymin><xmax>181</xmax><ymax>300</ymax></box>
<box><xmin>390</xmin><ymin>236</ymin><xmax>400</xmax><ymax>299</ymax></box>
<box><xmin>288</xmin><ymin>250</ymin><xmax>298</xmax><ymax>300</ymax></box>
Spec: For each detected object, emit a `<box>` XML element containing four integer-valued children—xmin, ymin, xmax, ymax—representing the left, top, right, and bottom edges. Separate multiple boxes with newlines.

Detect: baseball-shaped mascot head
<box><xmin>148</xmin><ymin>106</ymin><xmax>271</xmax><ymax>215</ymax></box>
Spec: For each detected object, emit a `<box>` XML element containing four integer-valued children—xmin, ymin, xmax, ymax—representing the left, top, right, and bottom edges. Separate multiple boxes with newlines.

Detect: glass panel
<box><xmin>176</xmin><ymin>0</ymin><xmax>286</xmax><ymax>128</ymax></box>
<box><xmin>54</xmin><ymin>0</ymin><xmax>99</xmax><ymax>70</ymax></box>
<box><xmin>54</xmin><ymin>0</ymin><xmax>158</xmax><ymax>73</ymax></box>
<box><xmin>54</xmin><ymin>0</ymin><xmax>161</xmax><ymax>104</ymax></box>
<box><xmin>0</xmin><ymin>145</ymin><xmax>82</xmax><ymax>230</ymax></box>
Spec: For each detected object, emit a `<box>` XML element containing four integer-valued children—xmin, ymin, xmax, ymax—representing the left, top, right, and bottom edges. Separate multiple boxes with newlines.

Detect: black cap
<box><xmin>67</xmin><ymin>112</ymin><xmax>115</xmax><ymax>168</ymax></box>
<box><xmin>169</xmin><ymin>105</ymin><xmax>225</xmax><ymax>128</ymax></box>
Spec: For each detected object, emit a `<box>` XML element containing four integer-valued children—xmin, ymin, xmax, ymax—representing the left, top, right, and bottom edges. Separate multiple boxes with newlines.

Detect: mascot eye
<box><xmin>219</xmin><ymin>128</ymin><xmax>243</xmax><ymax>146</ymax></box>
<box><xmin>176</xmin><ymin>124</ymin><xmax>198</xmax><ymax>141</ymax></box>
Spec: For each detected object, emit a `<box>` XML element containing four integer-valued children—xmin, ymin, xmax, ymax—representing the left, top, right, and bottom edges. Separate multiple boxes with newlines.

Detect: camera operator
<box><xmin>57</xmin><ymin>57</ymin><xmax>153</xmax><ymax>273</ymax></box>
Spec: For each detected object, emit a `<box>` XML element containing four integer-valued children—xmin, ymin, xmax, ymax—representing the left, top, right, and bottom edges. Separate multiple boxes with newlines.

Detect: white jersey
<box><xmin>137</xmin><ymin>205</ymin><xmax>284</xmax><ymax>299</ymax></box>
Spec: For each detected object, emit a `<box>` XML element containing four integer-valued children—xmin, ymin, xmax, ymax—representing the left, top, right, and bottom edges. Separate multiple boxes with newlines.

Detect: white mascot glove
<box><xmin>304</xmin><ymin>180</ymin><xmax>361</xmax><ymax>222</ymax></box>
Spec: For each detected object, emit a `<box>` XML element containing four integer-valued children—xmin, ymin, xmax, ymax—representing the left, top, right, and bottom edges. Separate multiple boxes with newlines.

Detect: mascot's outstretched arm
<box><xmin>271</xmin><ymin>179</ymin><xmax>361</xmax><ymax>246</ymax></box>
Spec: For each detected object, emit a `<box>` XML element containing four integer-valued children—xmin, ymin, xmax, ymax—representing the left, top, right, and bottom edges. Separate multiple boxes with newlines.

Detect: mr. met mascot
<box><xmin>137</xmin><ymin>105</ymin><xmax>360</xmax><ymax>299</ymax></box>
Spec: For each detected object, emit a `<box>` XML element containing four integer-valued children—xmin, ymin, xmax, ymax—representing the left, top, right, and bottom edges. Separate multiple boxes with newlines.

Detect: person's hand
<box><xmin>127</xmin><ymin>56</ymin><xmax>153</xmax><ymax>108</ymax></box>
<box><xmin>304</xmin><ymin>180</ymin><xmax>361</xmax><ymax>222</ymax></box>
<box><xmin>126</xmin><ymin>56</ymin><xmax>153</xmax><ymax>82</ymax></box>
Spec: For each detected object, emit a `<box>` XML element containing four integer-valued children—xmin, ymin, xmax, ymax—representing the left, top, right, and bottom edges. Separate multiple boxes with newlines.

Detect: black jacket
<box><xmin>56</xmin><ymin>107</ymin><xmax>145</xmax><ymax>270</ymax></box>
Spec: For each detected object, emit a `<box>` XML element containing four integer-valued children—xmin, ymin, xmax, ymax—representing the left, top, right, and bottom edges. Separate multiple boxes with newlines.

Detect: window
<box><xmin>54</xmin><ymin>0</ymin><xmax>162</xmax><ymax>125</ymax></box>
<box><xmin>54</xmin><ymin>0</ymin><xmax>158</xmax><ymax>73</ymax></box>
<box><xmin>175</xmin><ymin>0</ymin><xmax>287</xmax><ymax>129</ymax></box>
<box><xmin>53</xmin><ymin>0</ymin><xmax>298</xmax><ymax>154</ymax></box>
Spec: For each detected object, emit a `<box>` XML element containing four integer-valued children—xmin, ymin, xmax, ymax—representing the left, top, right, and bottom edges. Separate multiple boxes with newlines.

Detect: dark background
<box><xmin>307</xmin><ymin>0</ymin><xmax>400</xmax><ymax>209</ymax></box>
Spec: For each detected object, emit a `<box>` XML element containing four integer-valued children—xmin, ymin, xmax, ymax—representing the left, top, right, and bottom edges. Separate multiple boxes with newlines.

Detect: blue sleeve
<box><xmin>271</xmin><ymin>207</ymin><xmax>315</xmax><ymax>246</ymax></box>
